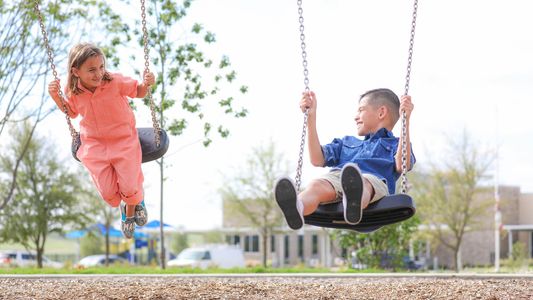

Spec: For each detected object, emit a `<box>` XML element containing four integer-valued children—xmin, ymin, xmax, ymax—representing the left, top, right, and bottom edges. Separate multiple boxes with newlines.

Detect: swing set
<box><xmin>293</xmin><ymin>0</ymin><xmax>419</xmax><ymax>232</ymax></box>
<box><xmin>34</xmin><ymin>0</ymin><xmax>169</xmax><ymax>163</ymax></box>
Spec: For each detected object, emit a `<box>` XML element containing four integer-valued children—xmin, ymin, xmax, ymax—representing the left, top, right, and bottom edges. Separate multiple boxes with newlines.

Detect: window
<box><xmin>271</xmin><ymin>235</ymin><xmax>276</xmax><ymax>252</ymax></box>
<box><xmin>226</xmin><ymin>235</ymin><xmax>241</xmax><ymax>246</ymax></box>
<box><xmin>284</xmin><ymin>235</ymin><xmax>290</xmax><ymax>259</ymax></box>
<box><xmin>531</xmin><ymin>232</ymin><xmax>533</xmax><ymax>258</ymax></box>
<box><xmin>298</xmin><ymin>235</ymin><xmax>304</xmax><ymax>259</ymax></box>
<box><xmin>244</xmin><ymin>236</ymin><xmax>250</xmax><ymax>252</ymax></box>
<box><xmin>312</xmin><ymin>234</ymin><xmax>318</xmax><ymax>255</ymax></box>
<box><xmin>251</xmin><ymin>235</ymin><xmax>259</xmax><ymax>252</ymax></box>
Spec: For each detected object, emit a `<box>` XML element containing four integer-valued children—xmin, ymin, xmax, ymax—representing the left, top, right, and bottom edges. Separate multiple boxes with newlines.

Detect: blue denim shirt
<box><xmin>321</xmin><ymin>128</ymin><xmax>415</xmax><ymax>194</ymax></box>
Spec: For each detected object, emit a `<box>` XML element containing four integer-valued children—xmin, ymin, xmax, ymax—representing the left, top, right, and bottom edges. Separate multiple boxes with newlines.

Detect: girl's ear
<box><xmin>71</xmin><ymin>67</ymin><xmax>79</xmax><ymax>77</ymax></box>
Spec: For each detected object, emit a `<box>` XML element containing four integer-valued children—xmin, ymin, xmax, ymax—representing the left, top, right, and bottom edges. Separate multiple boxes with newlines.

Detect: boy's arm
<box><xmin>136</xmin><ymin>71</ymin><xmax>155</xmax><ymax>98</ymax></box>
<box><xmin>302</xmin><ymin>91</ymin><xmax>325</xmax><ymax>167</ymax></box>
<box><xmin>395</xmin><ymin>95</ymin><xmax>414</xmax><ymax>173</ymax></box>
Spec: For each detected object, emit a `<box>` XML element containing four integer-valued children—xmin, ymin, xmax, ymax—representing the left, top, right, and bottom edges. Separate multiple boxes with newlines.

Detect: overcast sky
<box><xmin>41</xmin><ymin>0</ymin><xmax>533</xmax><ymax>230</ymax></box>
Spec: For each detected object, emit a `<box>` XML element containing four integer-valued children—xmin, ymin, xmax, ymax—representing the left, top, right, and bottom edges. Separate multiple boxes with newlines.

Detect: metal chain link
<box><xmin>140</xmin><ymin>0</ymin><xmax>162</xmax><ymax>147</ymax></box>
<box><xmin>400</xmin><ymin>0</ymin><xmax>418</xmax><ymax>194</ymax></box>
<box><xmin>295</xmin><ymin>0</ymin><xmax>311</xmax><ymax>192</ymax></box>
<box><xmin>34</xmin><ymin>1</ymin><xmax>79</xmax><ymax>144</ymax></box>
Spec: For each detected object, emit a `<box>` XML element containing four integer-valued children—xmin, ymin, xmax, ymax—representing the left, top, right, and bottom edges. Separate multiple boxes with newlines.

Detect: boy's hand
<box><xmin>399</xmin><ymin>95</ymin><xmax>414</xmax><ymax>120</ymax></box>
<box><xmin>143</xmin><ymin>71</ymin><xmax>155</xmax><ymax>86</ymax></box>
<box><xmin>300</xmin><ymin>91</ymin><xmax>317</xmax><ymax>115</ymax></box>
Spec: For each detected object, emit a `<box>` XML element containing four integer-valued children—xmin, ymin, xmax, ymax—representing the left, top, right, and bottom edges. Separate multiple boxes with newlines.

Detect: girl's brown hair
<box><xmin>66</xmin><ymin>43</ymin><xmax>112</xmax><ymax>96</ymax></box>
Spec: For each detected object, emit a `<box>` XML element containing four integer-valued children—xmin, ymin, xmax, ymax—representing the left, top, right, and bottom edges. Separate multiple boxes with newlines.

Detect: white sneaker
<box><xmin>274</xmin><ymin>177</ymin><xmax>304</xmax><ymax>230</ymax></box>
<box><xmin>341</xmin><ymin>163</ymin><xmax>364</xmax><ymax>224</ymax></box>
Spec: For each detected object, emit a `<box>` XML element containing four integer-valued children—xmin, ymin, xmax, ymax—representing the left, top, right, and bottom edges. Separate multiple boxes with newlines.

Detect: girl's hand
<box><xmin>48</xmin><ymin>80</ymin><xmax>61</xmax><ymax>98</ymax></box>
<box><xmin>399</xmin><ymin>95</ymin><xmax>414</xmax><ymax>120</ymax></box>
<box><xmin>143</xmin><ymin>71</ymin><xmax>155</xmax><ymax>86</ymax></box>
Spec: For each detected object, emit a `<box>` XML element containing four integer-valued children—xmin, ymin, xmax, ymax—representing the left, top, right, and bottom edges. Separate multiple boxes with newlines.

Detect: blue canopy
<box><xmin>65</xmin><ymin>223</ymin><xmax>148</xmax><ymax>239</ymax></box>
<box><xmin>143</xmin><ymin>220</ymin><xmax>173</xmax><ymax>229</ymax></box>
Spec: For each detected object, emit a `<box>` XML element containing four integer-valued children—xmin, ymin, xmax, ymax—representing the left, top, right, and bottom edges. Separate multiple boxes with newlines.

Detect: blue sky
<box><xmin>41</xmin><ymin>0</ymin><xmax>533</xmax><ymax>230</ymax></box>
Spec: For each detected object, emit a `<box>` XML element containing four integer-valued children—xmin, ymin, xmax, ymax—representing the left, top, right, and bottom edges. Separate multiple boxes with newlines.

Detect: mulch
<box><xmin>1</xmin><ymin>275</ymin><xmax>532</xmax><ymax>299</ymax></box>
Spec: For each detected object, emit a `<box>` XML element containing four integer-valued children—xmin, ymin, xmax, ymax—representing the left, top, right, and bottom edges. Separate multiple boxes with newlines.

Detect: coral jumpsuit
<box><xmin>66</xmin><ymin>73</ymin><xmax>144</xmax><ymax>207</ymax></box>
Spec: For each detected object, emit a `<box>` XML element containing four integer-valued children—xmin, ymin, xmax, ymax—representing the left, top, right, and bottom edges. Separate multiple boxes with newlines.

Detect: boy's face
<box><xmin>354</xmin><ymin>96</ymin><xmax>382</xmax><ymax>136</ymax></box>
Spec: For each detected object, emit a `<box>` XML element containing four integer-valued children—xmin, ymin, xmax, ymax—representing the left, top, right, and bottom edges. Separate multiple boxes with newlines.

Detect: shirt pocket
<box><xmin>341</xmin><ymin>142</ymin><xmax>363</xmax><ymax>161</ymax></box>
<box><xmin>376</xmin><ymin>139</ymin><xmax>396</xmax><ymax>159</ymax></box>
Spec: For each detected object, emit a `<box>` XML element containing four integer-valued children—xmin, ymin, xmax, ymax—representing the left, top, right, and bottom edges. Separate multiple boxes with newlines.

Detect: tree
<box><xmin>89</xmin><ymin>191</ymin><xmax>117</xmax><ymax>267</ymax></box>
<box><xmin>0</xmin><ymin>0</ymin><xmax>128</xmax><ymax>211</ymax></box>
<box><xmin>410</xmin><ymin>131</ymin><xmax>495</xmax><ymax>271</ymax></box>
<box><xmin>220</xmin><ymin>141</ymin><xmax>289</xmax><ymax>268</ymax></box>
<box><xmin>0</xmin><ymin>121</ymin><xmax>96</xmax><ymax>268</ymax></box>
<box><xmin>126</xmin><ymin>0</ymin><xmax>248</xmax><ymax>269</ymax></box>
<box><xmin>333</xmin><ymin>216</ymin><xmax>420</xmax><ymax>270</ymax></box>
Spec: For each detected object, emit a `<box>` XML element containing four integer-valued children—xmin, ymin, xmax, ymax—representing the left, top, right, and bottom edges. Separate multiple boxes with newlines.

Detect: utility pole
<box><xmin>494</xmin><ymin>106</ymin><xmax>501</xmax><ymax>273</ymax></box>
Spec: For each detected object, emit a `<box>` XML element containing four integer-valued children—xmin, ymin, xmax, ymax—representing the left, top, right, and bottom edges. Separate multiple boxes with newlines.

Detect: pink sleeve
<box><xmin>62</xmin><ymin>88</ymin><xmax>79</xmax><ymax>118</ymax></box>
<box><xmin>115</xmin><ymin>73</ymin><xmax>139</xmax><ymax>98</ymax></box>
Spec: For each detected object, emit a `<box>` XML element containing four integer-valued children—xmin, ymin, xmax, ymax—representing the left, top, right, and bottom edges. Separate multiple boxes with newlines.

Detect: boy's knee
<box><xmin>308</xmin><ymin>179</ymin><xmax>333</xmax><ymax>191</ymax></box>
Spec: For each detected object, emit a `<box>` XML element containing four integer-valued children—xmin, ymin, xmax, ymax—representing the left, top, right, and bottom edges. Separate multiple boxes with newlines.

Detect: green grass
<box><xmin>0</xmin><ymin>265</ymin><xmax>387</xmax><ymax>275</ymax></box>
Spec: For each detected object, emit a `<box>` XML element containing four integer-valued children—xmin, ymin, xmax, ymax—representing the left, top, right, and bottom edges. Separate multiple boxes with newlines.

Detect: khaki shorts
<box><xmin>319</xmin><ymin>169</ymin><xmax>389</xmax><ymax>204</ymax></box>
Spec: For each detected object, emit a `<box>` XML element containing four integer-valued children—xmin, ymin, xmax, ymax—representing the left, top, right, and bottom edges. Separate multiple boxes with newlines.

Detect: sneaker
<box><xmin>341</xmin><ymin>163</ymin><xmax>364</xmax><ymax>224</ymax></box>
<box><xmin>134</xmin><ymin>200</ymin><xmax>148</xmax><ymax>226</ymax></box>
<box><xmin>275</xmin><ymin>177</ymin><xmax>304</xmax><ymax>230</ymax></box>
<box><xmin>120</xmin><ymin>202</ymin><xmax>136</xmax><ymax>239</ymax></box>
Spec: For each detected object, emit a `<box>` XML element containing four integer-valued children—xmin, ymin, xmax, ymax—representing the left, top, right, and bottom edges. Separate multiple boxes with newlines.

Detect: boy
<box><xmin>275</xmin><ymin>88</ymin><xmax>415</xmax><ymax>230</ymax></box>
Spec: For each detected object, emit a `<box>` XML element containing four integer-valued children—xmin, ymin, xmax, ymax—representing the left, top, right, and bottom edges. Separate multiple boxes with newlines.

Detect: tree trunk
<box><xmin>453</xmin><ymin>246</ymin><xmax>462</xmax><ymax>272</ymax></box>
<box><xmin>262</xmin><ymin>229</ymin><xmax>268</xmax><ymax>268</ymax></box>
<box><xmin>105</xmin><ymin>230</ymin><xmax>110</xmax><ymax>267</ymax></box>
<box><xmin>36</xmin><ymin>248</ymin><xmax>43</xmax><ymax>269</ymax></box>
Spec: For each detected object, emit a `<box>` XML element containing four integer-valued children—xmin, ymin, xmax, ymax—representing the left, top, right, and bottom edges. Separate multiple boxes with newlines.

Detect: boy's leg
<box><xmin>275</xmin><ymin>176</ymin><xmax>338</xmax><ymax>230</ymax></box>
<box><xmin>341</xmin><ymin>163</ymin><xmax>365</xmax><ymax>224</ymax></box>
<box><xmin>275</xmin><ymin>177</ymin><xmax>304</xmax><ymax>230</ymax></box>
<box><xmin>299</xmin><ymin>179</ymin><xmax>337</xmax><ymax>215</ymax></box>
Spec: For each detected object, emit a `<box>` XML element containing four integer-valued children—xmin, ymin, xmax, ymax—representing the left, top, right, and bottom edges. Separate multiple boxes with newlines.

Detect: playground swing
<box><xmin>34</xmin><ymin>0</ymin><xmax>169</xmax><ymax>163</ymax></box>
<box><xmin>293</xmin><ymin>0</ymin><xmax>419</xmax><ymax>232</ymax></box>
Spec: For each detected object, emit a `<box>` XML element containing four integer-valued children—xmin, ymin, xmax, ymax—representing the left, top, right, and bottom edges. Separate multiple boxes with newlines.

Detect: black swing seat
<box><xmin>71</xmin><ymin>127</ymin><xmax>170</xmax><ymax>163</ymax></box>
<box><xmin>304</xmin><ymin>194</ymin><xmax>415</xmax><ymax>233</ymax></box>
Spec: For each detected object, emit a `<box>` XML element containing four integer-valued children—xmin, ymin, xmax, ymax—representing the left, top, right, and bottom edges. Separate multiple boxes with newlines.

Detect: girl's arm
<box><xmin>136</xmin><ymin>71</ymin><xmax>155</xmax><ymax>98</ymax></box>
<box><xmin>48</xmin><ymin>80</ymin><xmax>76</xmax><ymax>117</ymax></box>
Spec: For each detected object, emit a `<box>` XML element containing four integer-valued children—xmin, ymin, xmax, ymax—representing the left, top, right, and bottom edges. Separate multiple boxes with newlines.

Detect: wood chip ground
<box><xmin>1</xmin><ymin>276</ymin><xmax>532</xmax><ymax>299</ymax></box>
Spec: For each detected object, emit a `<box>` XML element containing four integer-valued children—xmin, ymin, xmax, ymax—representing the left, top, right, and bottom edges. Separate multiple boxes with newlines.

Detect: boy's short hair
<box><xmin>360</xmin><ymin>88</ymin><xmax>400</xmax><ymax>124</ymax></box>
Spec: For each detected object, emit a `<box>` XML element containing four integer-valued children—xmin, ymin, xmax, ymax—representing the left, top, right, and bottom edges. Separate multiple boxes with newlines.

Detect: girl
<box><xmin>48</xmin><ymin>43</ymin><xmax>155</xmax><ymax>239</ymax></box>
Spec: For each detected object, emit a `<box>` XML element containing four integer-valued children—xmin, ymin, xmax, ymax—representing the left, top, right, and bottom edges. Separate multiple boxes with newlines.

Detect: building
<box><xmin>219</xmin><ymin>185</ymin><xmax>533</xmax><ymax>269</ymax></box>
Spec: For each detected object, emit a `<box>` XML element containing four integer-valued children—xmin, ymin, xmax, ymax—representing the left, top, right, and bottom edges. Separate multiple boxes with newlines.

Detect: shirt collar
<box><xmin>76</xmin><ymin>79</ymin><xmax>107</xmax><ymax>93</ymax></box>
<box><xmin>364</xmin><ymin>128</ymin><xmax>395</xmax><ymax>140</ymax></box>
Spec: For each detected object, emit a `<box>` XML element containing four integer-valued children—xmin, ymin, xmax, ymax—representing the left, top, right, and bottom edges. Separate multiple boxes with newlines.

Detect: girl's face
<box><xmin>72</xmin><ymin>55</ymin><xmax>105</xmax><ymax>92</ymax></box>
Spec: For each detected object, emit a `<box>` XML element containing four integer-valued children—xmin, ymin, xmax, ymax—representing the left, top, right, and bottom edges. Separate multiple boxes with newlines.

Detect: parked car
<box><xmin>0</xmin><ymin>250</ymin><xmax>63</xmax><ymax>268</ymax></box>
<box><xmin>76</xmin><ymin>254</ymin><xmax>129</xmax><ymax>267</ymax></box>
<box><xmin>167</xmin><ymin>245</ymin><xmax>245</xmax><ymax>269</ymax></box>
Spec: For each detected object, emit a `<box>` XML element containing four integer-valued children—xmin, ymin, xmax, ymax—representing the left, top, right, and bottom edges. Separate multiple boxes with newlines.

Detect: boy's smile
<box><xmin>355</xmin><ymin>97</ymin><xmax>381</xmax><ymax>136</ymax></box>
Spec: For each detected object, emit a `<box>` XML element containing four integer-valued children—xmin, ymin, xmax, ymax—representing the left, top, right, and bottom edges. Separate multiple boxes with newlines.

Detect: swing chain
<box><xmin>140</xmin><ymin>0</ymin><xmax>162</xmax><ymax>147</ymax></box>
<box><xmin>295</xmin><ymin>0</ymin><xmax>311</xmax><ymax>192</ymax></box>
<box><xmin>34</xmin><ymin>1</ymin><xmax>79</xmax><ymax>143</ymax></box>
<box><xmin>401</xmin><ymin>0</ymin><xmax>418</xmax><ymax>194</ymax></box>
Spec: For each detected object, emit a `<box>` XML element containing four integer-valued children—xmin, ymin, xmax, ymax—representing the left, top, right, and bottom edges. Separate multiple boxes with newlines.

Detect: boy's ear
<box><xmin>378</xmin><ymin>106</ymin><xmax>387</xmax><ymax>119</ymax></box>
